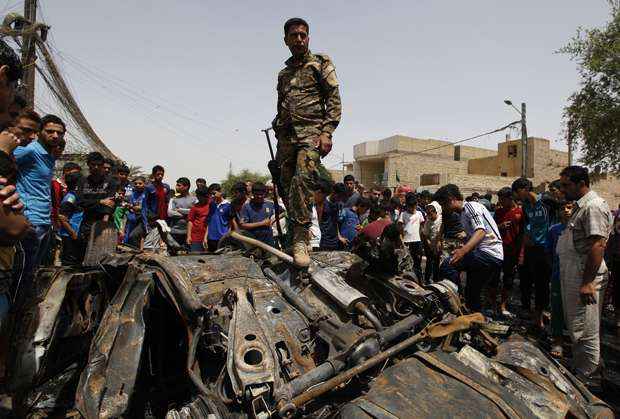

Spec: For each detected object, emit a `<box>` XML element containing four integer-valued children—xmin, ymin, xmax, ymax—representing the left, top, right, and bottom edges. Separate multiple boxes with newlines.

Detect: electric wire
<box><xmin>50</xmin><ymin>46</ymin><xmax>262</xmax><ymax>155</ymax></box>
<box><xmin>49</xmin><ymin>45</ymin><xmax>250</xmax><ymax>140</ymax></box>
<box><xmin>50</xmin><ymin>54</ymin><xmax>258</xmax><ymax>165</ymax></box>
<box><xmin>393</xmin><ymin>121</ymin><xmax>521</xmax><ymax>158</ymax></box>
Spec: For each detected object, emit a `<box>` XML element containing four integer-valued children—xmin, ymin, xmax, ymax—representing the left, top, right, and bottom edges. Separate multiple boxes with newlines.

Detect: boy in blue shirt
<box><xmin>339</xmin><ymin>197</ymin><xmax>371</xmax><ymax>249</ymax></box>
<box><xmin>239</xmin><ymin>182</ymin><xmax>277</xmax><ymax>247</ymax></box>
<box><xmin>512</xmin><ymin>177</ymin><xmax>552</xmax><ymax>329</ymax></box>
<box><xmin>58</xmin><ymin>172</ymin><xmax>84</xmax><ymax>265</ymax></box>
<box><xmin>124</xmin><ymin>177</ymin><xmax>148</xmax><ymax>247</ymax></box>
<box><xmin>206</xmin><ymin>183</ymin><xmax>231</xmax><ymax>252</ymax></box>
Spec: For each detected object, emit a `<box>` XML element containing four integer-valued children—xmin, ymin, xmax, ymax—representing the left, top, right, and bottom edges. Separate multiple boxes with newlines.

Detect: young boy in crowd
<box><xmin>239</xmin><ymin>182</ymin><xmax>276</xmax><ymax>247</ymax></box>
<box><xmin>339</xmin><ymin>197</ymin><xmax>371</xmax><ymax>250</ymax></box>
<box><xmin>168</xmin><ymin>177</ymin><xmax>194</xmax><ymax>246</ymax></box>
<box><xmin>359</xmin><ymin>203</ymin><xmax>394</xmax><ymax>243</ymax></box>
<box><xmin>547</xmin><ymin>200</ymin><xmax>574</xmax><ymax>357</ymax></box>
<box><xmin>229</xmin><ymin>181</ymin><xmax>248</xmax><ymax>231</ymax></box>
<box><xmin>398</xmin><ymin>193</ymin><xmax>425</xmax><ymax>281</ymax></box>
<box><xmin>354</xmin><ymin>203</ymin><xmax>394</xmax><ymax>262</ymax></box>
<box><xmin>145</xmin><ymin>165</ymin><xmax>170</xmax><ymax>221</ymax></box>
<box><xmin>76</xmin><ymin>151</ymin><xmax>119</xmax><ymax>259</ymax></box>
<box><xmin>142</xmin><ymin>212</ymin><xmax>165</xmax><ymax>252</ymax></box>
<box><xmin>103</xmin><ymin>158</ymin><xmax>114</xmax><ymax>177</ymax></box>
<box><xmin>115</xmin><ymin>164</ymin><xmax>132</xmax><ymax>196</ymax></box>
<box><xmin>389</xmin><ymin>197</ymin><xmax>402</xmax><ymax>222</ymax></box>
<box><xmin>422</xmin><ymin>201</ymin><xmax>442</xmax><ymax>283</ymax></box>
<box><xmin>314</xmin><ymin>180</ymin><xmax>343</xmax><ymax>251</ymax></box>
<box><xmin>512</xmin><ymin>177</ymin><xmax>552</xmax><ymax>328</ymax></box>
<box><xmin>436</xmin><ymin>184</ymin><xmax>503</xmax><ymax>312</ymax></box>
<box><xmin>342</xmin><ymin>174</ymin><xmax>360</xmax><ymax>208</ymax></box>
<box><xmin>187</xmin><ymin>186</ymin><xmax>211</xmax><ymax>252</ymax></box>
<box><xmin>492</xmin><ymin>187</ymin><xmax>524</xmax><ymax>317</ymax></box>
<box><xmin>58</xmin><ymin>172</ymin><xmax>84</xmax><ymax>265</ymax></box>
<box><xmin>124</xmin><ymin>176</ymin><xmax>148</xmax><ymax>247</ymax></box>
<box><xmin>206</xmin><ymin>183</ymin><xmax>232</xmax><ymax>252</ymax></box>
<box><xmin>195</xmin><ymin>178</ymin><xmax>207</xmax><ymax>191</ymax></box>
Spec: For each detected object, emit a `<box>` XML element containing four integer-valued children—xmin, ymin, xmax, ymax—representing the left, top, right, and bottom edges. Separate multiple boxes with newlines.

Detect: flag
<box><xmin>395</xmin><ymin>170</ymin><xmax>401</xmax><ymax>183</ymax></box>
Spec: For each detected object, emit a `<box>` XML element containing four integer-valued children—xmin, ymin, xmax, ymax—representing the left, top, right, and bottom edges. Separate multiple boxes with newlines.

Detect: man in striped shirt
<box><xmin>435</xmin><ymin>184</ymin><xmax>504</xmax><ymax>312</ymax></box>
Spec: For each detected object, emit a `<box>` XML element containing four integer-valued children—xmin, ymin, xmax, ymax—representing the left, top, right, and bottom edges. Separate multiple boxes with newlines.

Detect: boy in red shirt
<box><xmin>186</xmin><ymin>186</ymin><xmax>211</xmax><ymax>252</ymax></box>
<box><xmin>492</xmin><ymin>187</ymin><xmax>524</xmax><ymax>317</ymax></box>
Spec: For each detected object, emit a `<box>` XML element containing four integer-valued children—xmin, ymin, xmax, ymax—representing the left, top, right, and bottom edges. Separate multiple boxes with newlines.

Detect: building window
<box><xmin>420</xmin><ymin>173</ymin><xmax>440</xmax><ymax>186</ymax></box>
<box><xmin>507</xmin><ymin>145</ymin><xmax>518</xmax><ymax>158</ymax></box>
<box><xmin>501</xmin><ymin>172</ymin><xmax>507</xmax><ymax>177</ymax></box>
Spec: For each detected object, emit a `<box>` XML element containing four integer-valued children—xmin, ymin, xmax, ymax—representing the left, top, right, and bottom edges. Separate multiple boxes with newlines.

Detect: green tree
<box><xmin>128</xmin><ymin>165</ymin><xmax>146</xmax><ymax>178</ymax></box>
<box><xmin>221</xmin><ymin>169</ymin><xmax>270</xmax><ymax>197</ymax></box>
<box><xmin>561</xmin><ymin>1</ymin><xmax>620</xmax><ymax>172</ymax></box>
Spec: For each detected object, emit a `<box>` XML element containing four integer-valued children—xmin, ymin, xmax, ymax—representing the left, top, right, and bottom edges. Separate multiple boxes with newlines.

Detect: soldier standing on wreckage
<box><xmin>272</xmin><ymin>17</ymin><xmax>342</xmax><ymax>267</ymax></box>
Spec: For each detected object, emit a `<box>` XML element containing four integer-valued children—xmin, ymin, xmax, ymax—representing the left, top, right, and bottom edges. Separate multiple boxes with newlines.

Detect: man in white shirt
<box><xmin>398</xmin><ymin>194</ymin><xmax>425</xmax><ymax>281</ymax></box>
<box><xmin>435</xmin><ymin>184</ymin><xmax>504</xmax><ymax>312</ymax></box>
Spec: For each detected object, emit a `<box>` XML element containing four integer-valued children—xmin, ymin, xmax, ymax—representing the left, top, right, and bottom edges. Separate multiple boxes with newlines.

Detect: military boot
<box><xmin>292</xmin><ymin>225</ymin><xmax>310</xmax><ymax>268</ymax></box>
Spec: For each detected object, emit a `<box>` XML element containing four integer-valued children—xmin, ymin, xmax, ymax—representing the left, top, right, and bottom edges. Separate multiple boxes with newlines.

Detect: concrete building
<box><xmin>351</xmin><ymin>135</ymin><xmax>620</xmax><ymax>207</ymax></box>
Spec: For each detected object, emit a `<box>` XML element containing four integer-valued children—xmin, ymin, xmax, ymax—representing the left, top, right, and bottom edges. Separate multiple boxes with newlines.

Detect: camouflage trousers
<box><xmin>276</xmin><ymin>139</ymin><xmax>330</xmax><ymax>226</ymax></box>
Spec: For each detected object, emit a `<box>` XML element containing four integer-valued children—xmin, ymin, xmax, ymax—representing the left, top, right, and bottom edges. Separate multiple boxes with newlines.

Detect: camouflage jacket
<box><xmin>273</xmin><ymin>51</ymin><xmax>341</xmax><ymax>143</ymax></box>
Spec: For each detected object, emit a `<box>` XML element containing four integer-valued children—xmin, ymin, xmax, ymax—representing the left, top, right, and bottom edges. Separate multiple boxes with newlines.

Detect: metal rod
<box><xmin>261</xmin><ymin>127</ymin><xmax>285</xmax><ymax>246</ymax></box>
<box><xmin>378</xmin><ymin>314</ymin><xmax>423</xmax><ymax>343</ymax></box>
<box><xmin>521</xmin><ymin>102</ymin><xmax>527</xmax><ymax>178</ymax></box>
<box><xmin>229</xmin><ymin>231</ymin><xmax>293</xmax><ymax>264</ymax></box>
<box><xmin>288</xmin><ymin>328</ymin><xmax>428</xmax><ymax>410</ymax></box>
<box><xmin>262</xmin><ymin>127</ymin><xmax>276</xmax><ymax>160</ymax></box>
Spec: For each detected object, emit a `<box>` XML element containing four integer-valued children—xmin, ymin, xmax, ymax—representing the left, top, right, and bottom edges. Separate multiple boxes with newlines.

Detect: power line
<box><xmin>49</xmin><ymin>47</ymin><xmax>263</xmax><ymax>153</ymax></box>
<box><xmin>49</xmin><ymin>46</ymin><xmax>246</xmax><ymax>139</ymax></box>
<box><xmin>393</xmin><ymin>121</ymin><xmax>521</xmax><ymax>158</ymax></box>
<box><xmin>48</xmin><ymin>54</ymin><xmax>261</xmax><ymax>167</ymax></box>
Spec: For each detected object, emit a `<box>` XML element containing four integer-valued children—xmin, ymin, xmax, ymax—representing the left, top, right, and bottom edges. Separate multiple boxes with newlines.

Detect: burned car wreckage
<box><xmin>5</xmin><ymin>229</ymin><xmax>614</xmax><ymax>418</ymax></box>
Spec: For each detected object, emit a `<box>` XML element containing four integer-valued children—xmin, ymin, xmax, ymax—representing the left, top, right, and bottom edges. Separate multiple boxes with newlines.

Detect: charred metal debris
<box><xmin>4</xmin><ymin>234</ymin><xmax>614</xmax><ymax>418</ymax></box>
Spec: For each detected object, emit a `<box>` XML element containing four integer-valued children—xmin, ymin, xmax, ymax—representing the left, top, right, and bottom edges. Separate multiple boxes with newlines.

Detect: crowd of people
<box><xmin>0</xmin><ymin>26</ymin><xmax>618</xmax><ymax>396</ymax></box>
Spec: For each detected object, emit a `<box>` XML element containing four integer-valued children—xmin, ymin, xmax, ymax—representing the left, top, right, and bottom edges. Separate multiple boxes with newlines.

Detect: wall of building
<box><xmin>352</xmin><ymin>134</ymin><xmax>591</xmax><ymax>201</ymax></box>
<box><xmin>468</xmin><ymin>155</ymin><xmax>499</xmax><ymax>176</ymax></box>
<box><xmin>354</xmin><ymin>135</ymin><xmax>494</xmax><ymax>160</ymax></box>
<box><xmin>591</xmin><ymin>176</ymin><xmax>620</xmax><ymax>210</ymax></box>
<box><xmin>456</xmin><ymin>145</ymin><xmax>497</xmax><ymax>161</ymax></box>
<box><xmin>443</xmin><ymin>173</ymin><xmax>519</xmax><ymax>196</ymax></box>
<box><xmin>385</xmin><ymin>154</ymin><xmax>469</xmax><ymax>188</ymax></box>
<box><xmin>495</xmin><ymin>140</ymin><xmax>523</xmax><ymax>177</ymax></box>
<box><xmin>467</xmin><ymin>137</ymin><xmax>569</xmax><ymax>180</ymax></box>
<box><xmin>353</xmin><ymin>159</ymin><xmax>385</xmax><ymax>187</ymax></box>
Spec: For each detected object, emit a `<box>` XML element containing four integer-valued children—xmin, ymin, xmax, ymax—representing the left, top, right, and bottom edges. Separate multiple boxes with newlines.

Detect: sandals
<box><xmin>550</xmin><ymin>343</ymin><xmax>563</xmax><ymax>358</ymax></box>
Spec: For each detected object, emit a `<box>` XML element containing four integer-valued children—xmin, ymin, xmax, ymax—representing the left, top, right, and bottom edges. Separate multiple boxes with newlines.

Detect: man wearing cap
<box><xmin>272</xmin><ymin>17</ymin><xmax>342</xmax><ymax>267</ymax></box>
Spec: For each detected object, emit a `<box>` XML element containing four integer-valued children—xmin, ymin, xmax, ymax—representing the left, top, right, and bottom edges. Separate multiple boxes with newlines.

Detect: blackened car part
<box><xmin>309</xmin><ymin>263</ymin><xmax>384</xmax><ymax>330</ymax></box>
<box><xmin>9</xmin><ymin>269</ymin><xmax>76</xmax><ymax>394</ymax></box>
<box><xmin>76</xmin><ymin>267</ymin><xmax>155</xmax><ymax>419</ymax></box>
<box><xmin>7</xmin><ymin>268</ymin><xmax>110</xmax><ymax>415</ymax></box>
<box><xmin>264</xmin><ymin>268</ymin><xmax>378</xmax><ymax>357</ymax></box>
<box><xmin>339</xmin><ymin>339</ymin><xmax>614</xmax><ymax>419</ymax></box>
<box><xmin>278</xmin><ymin>313</ymin><xmax>489</xmax><ymax>417</ymax></box>
<box><xmin>225</xmin><ymin>287</ymin><xmax>279</xmax><ymax>416</ymax></box>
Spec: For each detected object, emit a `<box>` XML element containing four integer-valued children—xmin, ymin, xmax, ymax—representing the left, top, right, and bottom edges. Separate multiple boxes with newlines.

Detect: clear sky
<box><xmin>21</xmin><ymin>0</ymin><xmax>611</xmax><ymax>185</ymax></box>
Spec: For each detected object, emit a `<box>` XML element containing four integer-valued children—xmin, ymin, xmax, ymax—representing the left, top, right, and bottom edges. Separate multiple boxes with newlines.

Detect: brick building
<box><xmin>351</xmin><ymin>135</ymin><xmax>620</xmax><ymax>207</ymax></box>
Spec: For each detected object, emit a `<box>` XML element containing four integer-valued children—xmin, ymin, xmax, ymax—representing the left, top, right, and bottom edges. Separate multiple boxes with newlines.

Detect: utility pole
<box><xmin>521</xmin><ymin>102</ymin><xmax>528</xmax><ymax>178</ymax></box>
<box><xmin>567</xmin><ymin>121</ymin><xmax>573</xmax><ymax>166</ymax></box>
<box><xmin>22</xmin><ymin>0</ymin><xmax>37</xmax><ymax>107</ymax></box>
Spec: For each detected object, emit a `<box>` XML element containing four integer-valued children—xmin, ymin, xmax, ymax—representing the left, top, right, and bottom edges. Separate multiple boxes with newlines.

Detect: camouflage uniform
<box><xmin>272</xmin><ymin>51</ymin><xmax>341</xmax><ymax>226</ymax></box>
